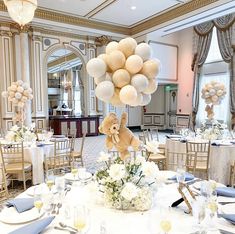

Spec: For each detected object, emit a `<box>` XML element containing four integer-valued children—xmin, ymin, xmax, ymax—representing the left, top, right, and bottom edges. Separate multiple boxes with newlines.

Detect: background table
<box><xmin>166</xmin><ymin>138</ymin><xmax>235</xmax><ymax>185</ymax></box>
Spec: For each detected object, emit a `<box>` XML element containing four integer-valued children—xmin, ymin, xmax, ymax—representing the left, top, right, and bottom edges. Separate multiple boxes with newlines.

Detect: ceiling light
<box><xmin>3</xmin><ymin>0</ymin><xmax>38</xmax><ymax>28</ymax></box>
<box><xmin>131</xmin><ymin>6</ymin><xmax>136</xmax><ymax>10</ymax></box>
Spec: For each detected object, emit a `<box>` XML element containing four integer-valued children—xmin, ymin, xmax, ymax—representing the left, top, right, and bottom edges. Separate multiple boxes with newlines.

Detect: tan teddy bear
<box><xmin>99</xmin><ymin>112</ymin><xmax>140</xmax><ymax>160</ymax></box>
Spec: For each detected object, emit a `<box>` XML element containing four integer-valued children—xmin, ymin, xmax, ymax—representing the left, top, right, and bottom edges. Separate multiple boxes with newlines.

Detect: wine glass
<box><xmin>159</xmin><ymin>206</ymin><xmax>172</xmax><ymax>234</ymax></box>
<box><xmin>73</xmin><ymin>205</ymin><xmax>90</xmax><ymax>233</ymax></box>
<box><xmin>55</xmin><ymin>177</ymin><xmax>65</xmax><ymax>195</ymax></box>
<box><xmin>71</xmin><ymin>162</ymin><xmax>79</xmax><ymax>181</ymax></box>
<box><xmin>46</xmin><ymin>170</ymin><xmax>55</xmax><ymax>191</ymax></box>
<box><xmin>78</xmin><ymin>167</ymin><xmax>88</xmax><ymax>184</ymax></box>
<box><xmin>206</xmin><ymin>190</ymin><xmax>218</xmax><ymax>231</ymax></box>
<box><xmin>176</xmin><ymin>160</ymin><xmax>185</xmax><ymax>183</ymax></box>
<box><xmin>42</xmin><ymin>193</ymin><xmax>53</xmax><ymax>216</ymax></box>
<box><xmin>34</xmin><ymin>187</ymin><xmax>43</xmax><ymax>214</ymax></box>
<box><xmin>192</xmin><ymin>198</ymin><xmax>206</xmax><ymax>233</ymax></box>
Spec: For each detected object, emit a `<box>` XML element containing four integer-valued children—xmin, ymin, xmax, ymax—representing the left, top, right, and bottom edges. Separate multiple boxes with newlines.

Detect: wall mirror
<box><xmin>47</xmin><ymin>48</ymin><xmax>84</xmax><ymax>116</ymax></box>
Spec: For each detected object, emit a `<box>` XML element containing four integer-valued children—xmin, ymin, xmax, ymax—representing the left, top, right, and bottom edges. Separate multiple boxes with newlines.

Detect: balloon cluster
<box><xmin>201</xmin><ymin>81</ymin><xmax>226</xmax><ymax>105</ymax></box>
<box><xmin>2</xmin><ymin>80</ymin><xmax>33</xmax><ymax>108</ymax></box>
<box><xmin>86</xmin><ymin>37</ymin><xmax>161</xmax><ymax>107</ymax></box>
<box><xmin>201</xmin><ymin>81</ymin><xmax>226</xmax><ymax>120</ymax></box>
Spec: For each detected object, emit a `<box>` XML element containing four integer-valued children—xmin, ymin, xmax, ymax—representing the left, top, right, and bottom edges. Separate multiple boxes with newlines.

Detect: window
<box><xmin>196</xmin><ymin>27</ymin><xmax>230</xmax><ymax>125</ymax></box>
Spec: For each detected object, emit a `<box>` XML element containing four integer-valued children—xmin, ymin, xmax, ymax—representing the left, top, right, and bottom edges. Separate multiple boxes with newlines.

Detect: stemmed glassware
<box><xmin>46</xmin><ymin>170</ymin><xmax>55</xmax><ymax>191</ymax></box>
<box><xmin>176</xmin><ymin>160</ymin><xmax>185</xmax><ymax>184</ymax></box>
<box><xmin>55</xmin><ymin>177</ymin><xmax>65</xmax><ymax>195</ymax></box>
<box><xmin>71</xmin><ymin>162</ymin><xmax>79</xmax><ymax>181</ymax></box>
<box><xmin>192</xmin><ymin>197</ymin><xmax>206</xmax><ymax>233</ymax></box>
<box><xmin>73</xmin><ymin>205</ymin><xmax>90</xmax><ymax>233</ymax></box>
<box><xmin>42</xmin><ymin>192</ymin><xmax>53</xmax><ymax>216</ymax></box>
<box><xmin>34</xmin><ymin>187</ymin><xmax>43</xmax><ymax>215</ymax></box>
<box><xmin>159</xmin><ymin>206</ymin><xmax>172</xmax><ymax>234</ymax></box>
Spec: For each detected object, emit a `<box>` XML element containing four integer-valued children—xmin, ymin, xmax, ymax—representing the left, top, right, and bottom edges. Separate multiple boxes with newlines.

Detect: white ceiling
<box><xmin>37</xmin><ymin>0</ymin><xmax>186</xmax><ymax>27</ymax></box>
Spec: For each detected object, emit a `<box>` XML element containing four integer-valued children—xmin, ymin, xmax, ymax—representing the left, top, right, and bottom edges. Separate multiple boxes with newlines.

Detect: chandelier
<box><xmin>3</xmin><ymin>0</ymin><xmax>38</xmax><ymax>28</ymax></box>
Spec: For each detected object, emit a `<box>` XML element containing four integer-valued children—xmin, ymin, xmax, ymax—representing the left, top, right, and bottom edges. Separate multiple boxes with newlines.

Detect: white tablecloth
<box><xmin>166</xmin><ymin>139</ymin><xmax>235</xmax><ymax>185</ymax></box>
<box><xmin>24</xmin><ymin>144</ymin><xmax>54</xmax><ymax>185</ymax></box>
<box><xmin>0</xmin><ymin>176</ymin><xmax>234</xmax><ymax>234</ymax></box>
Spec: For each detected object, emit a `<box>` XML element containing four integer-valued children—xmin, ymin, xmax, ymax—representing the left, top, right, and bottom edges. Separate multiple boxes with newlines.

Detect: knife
<box><xmin>171</xmin><ymin>198</ymin><xmax>184</xmax><ymax>207</ymax></box>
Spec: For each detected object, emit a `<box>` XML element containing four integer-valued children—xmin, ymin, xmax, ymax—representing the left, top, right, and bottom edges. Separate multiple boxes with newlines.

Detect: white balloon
<box><xmin>1</xmin><ymin>91</ymin><xmax>8</xmax><ymax>98</ymax></box>
<box><xmin>135</xmin><ymin>43</ymin><xmax>151</xmax><ymax>61</ymax></box>
<box><xmin>106</xmin><ymin>41</ymin><xmax>119</xmax><ymax>54</ymax></box>
<box><xmin>22</xmin><ymin>83</ymin><xmax>29</xmax><ymax>90</ymax></box>
<box><xmin>95</xmin><ymin>81</ymin><xmax>114</xmax><ymax>102</ymax></box>
<box><xmin>140</xmin><ymin>94</ymin><xmax>151</xmax><ymax>106</ymax></box>
<box><xmin>209</xmin><ymin>89</ymin><xmax>216</xmax><ymax>96</ymax></box>
<box><xmin>143</xmin><ymin>79</ymin><xmax>158</xmax><ymax>94</ymax></box>
<box><xmin>16</xmin><ymin>80</ymin><xmax>23</xmax><ymax>86</ymax></box>
<box><xmin>130</xmin><ymin>93</ymin><xmax>143</xmax><ymax>106</ymax></box>
<box><xmin>131</xmin><ymin>74</ymin><xmax>149</xmax><ymax>92</ymax></box>
<box><xmin>17</xmin><ymin>86</ymin><xmax>24</xmax><ymax>93</ymax></box>
<box><xmin>86</xmin><ymin>58</ymin><xmax>106</xmax><ymax>78</ymax></box>
<box><xmin>125</xmin><ymin>55</ymin><xmax>143</xmax><ymax>74</ymax></box>
<box><xmin>10</xmin><ymin>85</ymin><xmax>17</xmax><ymax>92</ymax></box>
<box><xmin>94</xmin><ymin>73</ymin><xmax>112</xmax><ymax>85</ymax></box>
<box><xmin>119</xmin><ymin>85</ymin><xmax>137</xmax><ymax>105</ymax></box>
<box><xmin>15</xmin><ymin>92</ymin><xmax>22</xmax><ymax>100</ymax></box>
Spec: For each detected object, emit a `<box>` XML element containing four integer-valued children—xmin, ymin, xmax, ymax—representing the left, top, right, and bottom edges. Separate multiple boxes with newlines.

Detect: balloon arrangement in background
<box><xmin>2</xmin><ymin>80</ymin><xmax>33</xmax><ymax>124</ymax></box>
<box><xmin>86</xmin><ymin>37</ymin><xmax>161</xmax><ymax>107</ymax></box>
<box><xmin>201</xmin><ymin>81</ymin><xmax>226</xmax><ymax>120</ymax></box>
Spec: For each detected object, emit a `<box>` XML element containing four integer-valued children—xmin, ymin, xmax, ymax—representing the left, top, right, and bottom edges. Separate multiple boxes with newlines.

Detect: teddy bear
<box><xmin>99</xmin><ymin>112</ymin><xmax>140</xmax><ymax>160</ymax></box>
<box><xmin>205</xmin><ymin>104</ymin><xmax>214</xmax><ymax>120</ymax></box>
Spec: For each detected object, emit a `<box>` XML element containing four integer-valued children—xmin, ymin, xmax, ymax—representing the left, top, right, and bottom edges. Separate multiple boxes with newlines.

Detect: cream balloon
<box><xmin>94</xmin><ymin>72</ymin><xmax>112</xmax><ymax>85</ymax></box>
<box><xmin>112</xmin><ymin>69</ymin><xmax>130</xmax><ymax>88</ymax></box>
<box><xmin>118</xmin><ymin>37</ymin><xmax>137</xmax><ymax>58</ymax></box>
<box><xmin>130</xmin><ymin>93</ymin><xmax>143</xmax><ymax>107</ymax></box>
<box><xmin>110</xmin><ymin>88</ymin><xmax>124</xmax><ymax>107</ymax></box>
<box><xmin>125</xmin><ymin>55</ymin><xmax>143</xmax><ymax>74</ymax></box>
<box><xmin>97</xmin><ymin>54</ymin><xmax>111</xmax><ymax>72</ymax></box>
<box><xmin>141</xmin><ymin>59</ymin><xmax>160</xmax><ymax>79</ymax></box>
<box><xmin>140</xmin><ymin>94</ymin><xmax>151</xmax><ymax>106</ymax></box>
<box><xmin>106</xmin><ymin>41</ymin><xmax>119</xmax><ymax>54</ymax></box>
<box><xmin>16</xmin><ymin>80</ymin><xmax>23</xmax><ymax>86</ymax></box>
<box><xmin>119</xmin><ymin>85</ymin><xmax>137</xmax><ymax>105</ymax></box>
<box><xmin>86</xmin><ymin>58</ymin><xmax>106</xmax><ymax>78</ymax></box>
<box><xmin>95</xmin><ymin>81</ymin><xmax>114</xmax><ymax>102</ymax></box>
<box><xmin>107</xmin><ymin>50</ymin><xmax>126</xmax><ymax>71</ymax></box>
<box><xmin>143</xmin><ymin>79</ymin><xmax>158</xmax><ymax>95</ymax></box>
<box><xmin>131</xmin><ymin>74</ymin><xmax>149</xmax><ymax>92</ymax></box>
<box><xmin>135</xmin><ymin>43</ymin><xmax>151</xmax><ymax>61</ymax></box>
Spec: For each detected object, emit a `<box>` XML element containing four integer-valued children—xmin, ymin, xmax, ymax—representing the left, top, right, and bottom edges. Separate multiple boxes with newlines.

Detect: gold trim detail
<box><xmin>47</xmin><ymin>53</ymin><xmax>77</xmax><ymax>68</ymax></box>
<box><xmin>95</xmin><ymin>35</ymin><xmax>111</xmax><ymax>46</ymax></box>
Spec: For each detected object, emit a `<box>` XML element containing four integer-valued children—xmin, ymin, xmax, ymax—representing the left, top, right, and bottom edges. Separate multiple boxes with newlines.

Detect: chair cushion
<box><xmin>71</xmin><ymin>151</ymin><xmax>81</xmax><ymax>158</ymax></box>
<box><xmin>149</xmin><ymin>153</ymin><xmax>166</xmax><ymax>160</ymax></box>
<box><xmin>5</xmin><ymin>163</ymin><xmax>32</xmax><ymax>172</ymax></box>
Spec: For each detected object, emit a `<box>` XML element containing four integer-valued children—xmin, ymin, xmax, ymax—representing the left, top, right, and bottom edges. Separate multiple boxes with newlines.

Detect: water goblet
<box><xmin>42</xmin><ymin>193</ymin><xmax>53</xmax><ymax>216</ymax></box>
<box><xmin>159</xmin><ymin>206</ymin><xmax>172</xmax><ymax>234</ymax></box>
<box><xmin>73</xmin><ymin>205</ymin><xmax>90</xmax><ymax>233</ymax></box>
<box><xmin>192</xmin><ymin>197</ymin><xmax>206</xmax><ymax>233</ymax></box>
<box><xmin>55</xmin><ymin>177</ymin><xmax>65</xmax><ymax>195</ymax></box>
<box><xmin>46</xmin><ymin>170</ymin><xmax>55</xmax><ymax>191</ymax></box>
<box><xmin>34</xmin><ymin>187</ymin><xmax>43</xmax><ymax>214</ymax></box>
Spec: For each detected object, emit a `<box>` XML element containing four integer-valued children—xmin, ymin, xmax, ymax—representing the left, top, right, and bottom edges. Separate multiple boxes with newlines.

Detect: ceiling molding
<box><xmin>130</xmin><ymin>0</ymin><xmax>219</xmax><ymax>35</ymax></box>
<box><xmin>48</xmin><ymin>53</ymin><xmax>77</xmax><ymax>68</ymax></box>
<box><xmin>0</xmin><ymin>0</ymin><xmax>225</xmax><ymax>37</ymax></box>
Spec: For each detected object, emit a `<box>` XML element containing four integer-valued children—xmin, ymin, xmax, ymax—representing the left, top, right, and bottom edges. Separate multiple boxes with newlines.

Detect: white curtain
<box><xmin>196</xmin><ymin>71</ymin><xmax>230</xmax><ymax>126</ymax></box>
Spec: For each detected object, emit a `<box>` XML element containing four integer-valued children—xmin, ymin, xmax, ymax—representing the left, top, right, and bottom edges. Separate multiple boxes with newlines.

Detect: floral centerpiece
<box><xmin>95</xmin><ymin>145</ymin><xmax>159</xmax><ymax>211</ymax></box>
<box><xmin>5</xmin><ymin>124</ymin><xmax>36</xmax><ymax>143</ymax></box>
<box><xmin>197</xmin><ymin>120</ymin><xmax>227</xmax><ymax>140</ymax></box>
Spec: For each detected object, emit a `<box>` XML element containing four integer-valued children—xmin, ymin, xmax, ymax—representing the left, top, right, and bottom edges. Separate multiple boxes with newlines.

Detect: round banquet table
<box><xmin>0</xmin><ymin>174</ymin><xmax>235</xmax><ymax>234</ymax></box>
<box><xmin>166</xmin><ymin>138</ymin><xmax>235</xmax><ymax>185</ymax></box>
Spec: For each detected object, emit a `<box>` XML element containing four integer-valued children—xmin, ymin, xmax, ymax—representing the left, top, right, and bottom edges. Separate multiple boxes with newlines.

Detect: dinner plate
<box><xmin>0</xmin><ymin>207</ymin><xmax>43</xmax><ymax>224</ymax></box>
<box><xmin>193</xmin><ymin>181</ymin><xmax>226</xmax><ymax>190</ymax></box>
<box><xmin>79</xmin><ymin>172</ymin><xmax>93</xmax><ymax>182</ymax></box>
<box><xmin>26</xmin><ymin>184</ymin><xmax>55</xmax><ymax>196</ymax></box>
<box><xmin>64</xmin><ymin>173</ymin><xmax>80</xmax><ymax>181</ymax></box>
<box><xmin>221</xmin><ymin>203</ymin><xmax>235</xmax><ymax>215</ymax></box>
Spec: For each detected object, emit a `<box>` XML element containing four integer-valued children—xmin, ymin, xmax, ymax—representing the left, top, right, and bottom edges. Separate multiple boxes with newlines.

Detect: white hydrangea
<box><xmin>135</xmin><ymin>155</ymin><xmax>146</xmax><ymax>165</ymax></box>
<box><xmin>141</xmin><ymin>161</ymin><xmax>159</xmax><ymax>178</ymax></box>
<box><xmin>121</xmin><ymin>182</ymin><xmax>138</xmax><ymax>201</ymax></box>
<box><xmin>108</xmin><ymin>164</ymin><xmax>126</xmax><ymax>181</ymax></box>
<box><xmin>97</xmin><ymin>151</ymin><xmax>111</xmax><ymax>163</ymax></box>
<box><xmin>133</xmin><ymin>187</ymin><xmax>153</xmax><ymax>211</ymax></box>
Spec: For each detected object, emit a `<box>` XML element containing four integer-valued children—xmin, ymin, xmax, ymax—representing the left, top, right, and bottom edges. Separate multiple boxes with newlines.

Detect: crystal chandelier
<box><xmin>3</xmin><ymin>0</ymin><xmax>37</xmax><ymax>28</ymax></box>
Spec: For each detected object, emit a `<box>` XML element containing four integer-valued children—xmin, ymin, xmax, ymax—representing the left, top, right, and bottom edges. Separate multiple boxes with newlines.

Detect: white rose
<box><xmin>11</xmin><ymin>125</ymin><xmax>19</xmax><ymax>132</ymax></box>
<box><xmin>108</xmin><ymin>164</ymin><xmax>125</xmax><ymax>181</ymax></box>
<box><xmin>121</xmin><ymin>182</ymin><xmax>138</xmax><ymax>201</ymax></box>
<box><xmin>97</xmin><ymin>151</ymin><xmax>110</xmax><ymax>162</ymax></box>
<box><xmin>142</xmin><ymin>161</ymin><xmax>159</xmax><ymax>178</ymax></box>
<box><xmin>144</xmin><ymin>140</ymin><xmax>160</xmax><ymax>154</ymax></box>
<box><xmin>135</xmin><ymin>155</ymin><xmax>146</xmax><ymax>165</ymax></box>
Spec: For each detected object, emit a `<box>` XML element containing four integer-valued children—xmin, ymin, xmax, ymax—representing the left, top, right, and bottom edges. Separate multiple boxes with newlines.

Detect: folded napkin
<box><xmin>169</xmin><ymin>172</ymin><xmax>194</xmax><ymax>181</ymax></box>
<box><xmin>216</xmin><ymin>187</ymin><xmax>235</xmax><ymax>197</ymax></box>
<box><xmin>219</xmin><ymin>213</ymin><xmax>235</xmax><ymax>225</ymax></box>
<box><xmin>9</xmin><ymin>216</ymin><xmax>55</xmax><ymax>234</ymax></box>
<box><xmin>6</xmin><ymin>198</ymin><xmax>34</xmax><ymax>213</ymax></box>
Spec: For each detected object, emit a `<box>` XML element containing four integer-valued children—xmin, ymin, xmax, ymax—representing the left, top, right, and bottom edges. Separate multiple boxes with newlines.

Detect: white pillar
<box><xmin>20</xmin><ymin>32</ymin><xmax>32</xmax><ymax>126</ymax></box>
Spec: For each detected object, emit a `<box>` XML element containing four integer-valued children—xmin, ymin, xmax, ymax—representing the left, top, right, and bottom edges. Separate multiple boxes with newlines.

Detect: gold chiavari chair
<box><xmin>0</xmin><ymin>163</ymin><xmax>8</xmax><ymax>202</ymax></box>
<box><xmin>142</xmin><ymin>130</ymin><xmax>167</xmax><ymax>170</ymax></box>
<box><xmin>166</xmin><ymin>150</ymin><xmax>187</xmax><ymax>172</ymax></box>
<box><xmin>44</xmin><ymin>139</ymin><xmax>73</xmax><ymax>176</ymax></box>
<box><xmin>108</xmin><ymin>150</ymin><xmax>137</xmax><ymax>159</ymax></box>
<box><xmin>229</xmin><ymin>161</ymin><xmax>235</xmax><ymax>187</ymax></box>
<box><xmin>0</xmin><ymin>143</ymin><xmax>32</xmax><ymax>190</ymax></box>
<box><xmin>186</xmin><ymin>141</ymin><xmax>210</xmax><ymax>179</ymax></box>
<box><xmin>71</xmin><ymin>132</ymin><xmax>86</xmax><ymax>167</ymax></box>
<box><xmin>149</xmin><ymin>127</ymin><xmax>159</xmax><ymax>141</ymax></box>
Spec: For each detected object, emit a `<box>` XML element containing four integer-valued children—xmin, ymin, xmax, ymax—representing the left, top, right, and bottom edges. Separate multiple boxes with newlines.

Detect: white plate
<box><xmin>0</xmin><ymin>207</ymin><xmax>43</xmax><ymax>224</ymax></box>
<box><xmin>221</xmin><ymin>203</ymin><xmax>235</xmax><ymax>214</ymax></box>
<box><xmin>64</xmin><ymin>173</ymin><xmax>80</xmax><ymax>181</ymax></box>
<box><xmin>26</xmin><ymin>184</ymin><xmax>55</xmax><ymax>196</ymax></box>
<box><xmin>193</xmin><ymin>181</ymin><xmax>226</xmax><ymax>190</ymax></box>
<box><xmin>79</xmin><ymin>172</ymin><xmax>93</xmax><ymax>181</ymax></box>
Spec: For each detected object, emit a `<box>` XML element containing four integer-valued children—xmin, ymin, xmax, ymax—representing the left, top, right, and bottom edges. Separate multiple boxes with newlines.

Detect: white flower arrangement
<box><xmin>5</xmin><ymin>124</ymin><xmax>36</xmax><ymax>143</ymax></box>
<box><xmin>95</xmin><ymin>153</ymin><xmax>159</xmax><ymax>211</ymax></box>
<box><xmin>199</xmin><ymin>120</ymin><xmax>227</xmax><ymax>140</ymax></box>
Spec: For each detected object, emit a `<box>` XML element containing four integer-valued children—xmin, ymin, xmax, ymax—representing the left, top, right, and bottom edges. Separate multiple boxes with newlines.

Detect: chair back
<box><xmin>0</xmin><ymin>163</ymin><xmax>8</xmax><ymax>202</ymax></box>
<box><xmin>149</xmin><ymin>128</ymin><xmax>159</xmax><ymax>141</ymax></box>
<box><xmin>44</xmin><ymin>139</ymin><xmax>72</xmax><ymax>174</ymax></box>
<box><xmin>143</xmin><ymin>130</ymin><xmax>152</xmax><ymax>142</ymax></box>
<box><xmin>0</xmin><ymin>143</ymin><xmax>25</xmax><ymax>170</ymax></box>
<box><xmin>166</xmin><ymin>150</ymin><xmax>187</xmax><ymax>171</ymax></box>
<box><xmin>186</xmin><ymin>141</ymin><xmax>210</xmax><ymax>175</ymax></box>
<box><xmin>80</xmin><ymin>132</ymin><xmax>86</xmax><ymax>155</ymax></box>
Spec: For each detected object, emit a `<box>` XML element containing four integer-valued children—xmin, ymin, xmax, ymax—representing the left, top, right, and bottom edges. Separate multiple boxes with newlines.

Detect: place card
<box><xmin>178</xmin><ymin>182</ymin><xmax>196</xmax><ymax>214</ymax></box>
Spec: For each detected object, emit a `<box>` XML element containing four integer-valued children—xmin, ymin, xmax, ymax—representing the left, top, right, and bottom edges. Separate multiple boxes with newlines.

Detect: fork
<box><xmin>51</xmin><ymin>203</ymin><xmax>57</xmax><ymax>214</ymax></box>
<box><xmin>57</xmin><ymin>203</ymin><xmax>62</xmax><ymax>214</ymax></box>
